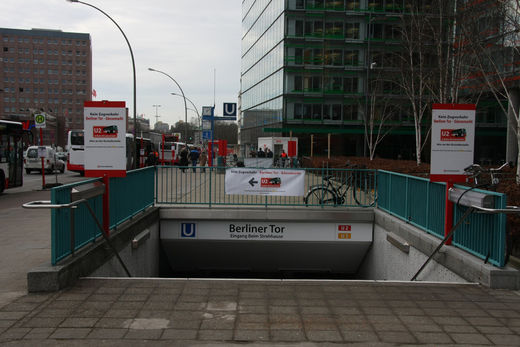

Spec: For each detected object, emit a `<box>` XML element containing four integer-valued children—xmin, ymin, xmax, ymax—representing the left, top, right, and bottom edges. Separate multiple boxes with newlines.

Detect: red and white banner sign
<box><xmin>84</xmin><ymin>101</ymin><xmax>127</xmax><ymax>177</ymax></box>
<box><xmin>225</xmin><ymin>168</ymin><xmax>305</xmax><ymax>196</ymax></box>
<box><xmin>430</xmin><ymin>104</ymin><xmax>476</xmax><ymax>182</ymax></box>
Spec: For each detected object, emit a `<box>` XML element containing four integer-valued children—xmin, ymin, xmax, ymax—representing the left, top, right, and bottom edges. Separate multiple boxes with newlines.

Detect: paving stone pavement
<box><xmin>0</xmin><ymin>278</ymin><xmax>519</xmax><ymax>345</ymax></box>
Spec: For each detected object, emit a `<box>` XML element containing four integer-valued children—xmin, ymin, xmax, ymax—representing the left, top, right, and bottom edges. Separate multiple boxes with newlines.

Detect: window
<box><xmin>304</xmin><ymin>75</ymin><xmax>321</xmax><ymax>92</ymax></box>
<box><xmin>345</xmin><ymin>23</ymin><xmax>360</xmax><ymax>39</ymax></box>
<box><xmin>325</xmin><ymin>21</ymin><xmax>343</xmax><ymax>37</ymax></box>
<box><xmin>324</xmin><ymin>49</ymin><xmax>342</xmax><ymax>65</ymax></box>
<box><xmin>312</xmin><ymin>104</ymin><xmax>322</xmax><ymax>120</ymax></box>
<box><xmin>344</xmin><ymin>50</ymin><xmax>359</xmax><ymax>66</ymax></box>
<box><xmin>294</xmin><ymin>76</ymin><xmax>303</xmax><ymax>91</ymax></box>
<box><xmin>343</xmin><ymin>104</ymin><xmax>358</xmax><ymax>120</ymax></box>
<box><xmin>344</xmin><ymin>77</ymin><xmax>359</xmax><ymax>93</ymax></box>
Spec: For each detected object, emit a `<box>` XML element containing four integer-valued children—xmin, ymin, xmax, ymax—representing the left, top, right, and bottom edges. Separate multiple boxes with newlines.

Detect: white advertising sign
<box><xmin>225</xmin><ymin>168</ymin><xmax>305</xmax><ymax>196</ymax></box>
<box><xmin>162</xmin><ymin>220</ymin><xmax>372</xmax><ymax>242</ymax></box>
<box><xmin>84</xmin><ymin>101</ymin><xmax>127</xmax><ymax>177</ymax></box>
<box><xmin>430</xmin><ymin>104</ymin><xmax>476</xmax><ymax>182</ymax></box>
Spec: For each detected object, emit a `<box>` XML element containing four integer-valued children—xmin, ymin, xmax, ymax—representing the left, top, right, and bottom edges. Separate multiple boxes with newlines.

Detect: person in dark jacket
<box><xmin>179</xmin><ymin>146</ymin><xmax>189</xmax><ymax>172</ymax></box>
<box><xmin>189</xmin><ymin>147</ymin><xmax>200</xmax><ymax>172</ymax></box>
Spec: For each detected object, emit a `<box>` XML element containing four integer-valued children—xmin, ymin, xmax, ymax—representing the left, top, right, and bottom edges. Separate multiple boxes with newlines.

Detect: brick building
<box><xmin>0</xmin><ymin>28</ymin><xmax>92</xmax><ymax>147</ymax></box>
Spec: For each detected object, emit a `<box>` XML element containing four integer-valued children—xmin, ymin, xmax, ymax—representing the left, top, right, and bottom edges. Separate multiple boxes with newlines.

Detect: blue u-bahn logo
<box><xmin>181</xmin><ymin>223</ymin><xmax>196</xmax><ymax>238</ymax></box>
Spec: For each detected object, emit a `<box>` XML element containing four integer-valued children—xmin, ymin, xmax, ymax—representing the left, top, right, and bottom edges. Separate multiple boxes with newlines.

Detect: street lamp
<box><xmin>171</xmin><ymin>92</ymin><xmax>200</xmax><ymax>129</ymax></box>
<box><xmin>66</xmin><ymin>0</ymin><xmax>138</xmax><ymax>168</ymax></box>
<box><xmin>148</xmin><ymin>68</ymin><xmax>188</xmax><ymax>143</ymax></box>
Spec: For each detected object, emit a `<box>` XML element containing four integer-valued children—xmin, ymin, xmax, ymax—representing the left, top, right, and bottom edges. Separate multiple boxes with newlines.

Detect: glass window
<box><xmin>312</xmin><ymin>104</ymin><xmax>322</xmax><ymax>120</ymax></box>
<box><xmin>344</xmin><ymin>77</ymin><xmax>359</xmax><ymax>93</ymax></box>
<box><xmin>343</xmin><ymin>104</ymin><xmax>358</xmax><ymax>120</ymax></box>
<box><xmin>332</xmin><ymin>104</ymin><xmax>342</xmax><ymax>120</ymax></box>
<box><xmin>346</xmin><ymin>23</ymin><xmax>360</xmax><ymax>39</ymax></box>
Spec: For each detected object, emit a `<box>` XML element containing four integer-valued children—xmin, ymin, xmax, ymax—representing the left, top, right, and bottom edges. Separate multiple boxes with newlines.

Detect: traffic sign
<box><xmin>223</xmin><ymin>103</ymin><xmax>237</xmax><ymax>119</ymax></box>
<box><xmin>34</xmin><ymin>114</ymin><xmax>46</xmax><ymax>128</ymax></box>
<box><xmin>215</xmin><ymin>116</ymin><xmax>237</xmax><ymax>121</ymax></box>
<box><xmin>202</xmin><ymin>106</ymin><xmax>214</xmax><ymax>117</ymax></box>
<box><xmin>202</xmin><ymin>130</ymin><xmax>212</xmax><ymax>140</ymax></box>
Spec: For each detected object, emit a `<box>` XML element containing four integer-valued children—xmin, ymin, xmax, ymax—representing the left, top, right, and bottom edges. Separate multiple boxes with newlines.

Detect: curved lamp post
<box><xmin>66</xmin><ymin>0</ymin><xmax>138</xmax><ymax>168</ymax></box>
<box><xmin>148</xmin><ymin>68</ymin><xmax>188</xmax><ymax>143</ymax></box>
<box><xmin>171</xmin><ymin>92</ymin><xmax>200</xmax><ymax>131</ymax></box>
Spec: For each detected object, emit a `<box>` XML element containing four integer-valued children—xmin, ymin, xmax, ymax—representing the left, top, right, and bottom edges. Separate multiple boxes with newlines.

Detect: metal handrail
<box><xmin>22</xmin><ymin>198</ymin><xmax>131</xmax><ymax>277</ymax></box>
<box><xmin>411</xmin><ymin>203</ymin><xmax>520</xmax><ymax>281</ymax></box>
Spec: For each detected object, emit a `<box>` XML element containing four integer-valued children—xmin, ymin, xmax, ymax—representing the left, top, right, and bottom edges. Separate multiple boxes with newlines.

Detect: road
<box><xmin>0</xmin><ymin>169</ymin><xmax>87</xmax><ymax>308</ymax></box>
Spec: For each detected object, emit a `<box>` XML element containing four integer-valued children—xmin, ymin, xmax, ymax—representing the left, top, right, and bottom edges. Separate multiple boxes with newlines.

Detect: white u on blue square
<box><xmin>181</xmin><ymin>223</ymin><xmax>196</xmax><ymax>238</ymax></box>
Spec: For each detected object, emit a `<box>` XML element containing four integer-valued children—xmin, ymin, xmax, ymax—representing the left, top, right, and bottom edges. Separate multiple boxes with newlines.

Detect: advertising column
<box><xmin>84</xmin><ymin>101</ymin><xmax>127</xmax><ymax>177</ymax></box>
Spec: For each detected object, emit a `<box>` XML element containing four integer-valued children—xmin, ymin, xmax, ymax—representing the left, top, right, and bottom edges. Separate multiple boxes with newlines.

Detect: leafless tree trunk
<box><xmin>458</xmin><ymin>0</ymin><xmax>520</xmax><ymax>182</ymax></box>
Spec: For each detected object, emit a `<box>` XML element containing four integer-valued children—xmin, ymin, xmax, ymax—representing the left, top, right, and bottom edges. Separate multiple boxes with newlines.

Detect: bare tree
<box><xmin>458</xmin><ymin>0</ymin><xmax>520</xmax><ymax>182</ymax></box>
<box><xmin>395</xmin><ymin>0</ymin><xmax>465</xmax><ymax>165</ymax></box>
<box><xmin>363</xmin><ymin>69</ymin><xmax>400</xmax><ymax>160</ymax></box>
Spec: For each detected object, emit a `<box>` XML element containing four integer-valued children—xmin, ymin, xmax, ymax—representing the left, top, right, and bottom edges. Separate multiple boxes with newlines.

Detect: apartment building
<box><xmin>0</xmin><ymin>28</ymin><xmax>92</xmax><ymax>147</ymax></box>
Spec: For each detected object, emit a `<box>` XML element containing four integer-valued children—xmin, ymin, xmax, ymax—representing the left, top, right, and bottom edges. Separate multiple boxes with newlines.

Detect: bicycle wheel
<box><xmin>304</xmin><ymin>187</ymin><xmax>338</xmax><ymax>206</ymax></box>
<box><xmin>352</xmin><ymin>181</ymin><xmax>377</xmax><ymax>206</ymax></box>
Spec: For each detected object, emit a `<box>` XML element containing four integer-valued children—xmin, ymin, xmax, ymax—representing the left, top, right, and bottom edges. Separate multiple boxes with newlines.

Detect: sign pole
<box><xmin>444</xmin><ymin>181</ymin><xmax>454</xmax><ymax>245</ymax></box>
<box><xmin>103</xmin><ymin>175</ymin><xmax>110</xmax><ymax>236</ymax></box>
<box><xmin>40</xmin><ymin>128</ymin><xmax>45</xmax><ymax>189</ymax></box>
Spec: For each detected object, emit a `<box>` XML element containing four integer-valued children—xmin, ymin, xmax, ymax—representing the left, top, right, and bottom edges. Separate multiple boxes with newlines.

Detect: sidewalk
<box><xmin>0</xmin><ymin>278</ymin><xmax>519</xmax><ymax>345</ymax></box>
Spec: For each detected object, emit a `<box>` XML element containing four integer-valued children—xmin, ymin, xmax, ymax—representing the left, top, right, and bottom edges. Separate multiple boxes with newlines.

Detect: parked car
<box><xmin>24</xmin><ymin>146</ymin><xmax>65</xmax><ymax>174</ymax></box>
<box><xmin>56</xmin><ymin>151</ymin><xmax>68</xmax><ymax>162</ymax></box>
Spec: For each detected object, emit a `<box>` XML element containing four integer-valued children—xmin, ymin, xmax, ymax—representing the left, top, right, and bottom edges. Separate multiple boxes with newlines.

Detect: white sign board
<box><xmin>83</xmin><ymin>101</ymin><xmax>127</xmax><ymax>177</ymax></box>
<box><xmin>430</xmin><ymin>104</ymin><xmax>476</xmax><ymax>182</ymax></box>
<box><xmin>162</xmin><ymin>220</ymin><xmax>372</xmax><ymax>242</ymax></box>
<box><xmin>225</xmin><ymin>168</ymin><xmax>305</xmax><ymax>196</ymax></box>
<box><xmin>37</xmin><ymin>146</ymin><xmax>47</xmax><ymax>158</ymax></box>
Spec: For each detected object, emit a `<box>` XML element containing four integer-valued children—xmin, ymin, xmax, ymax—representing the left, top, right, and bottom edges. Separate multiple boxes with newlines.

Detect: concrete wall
<box><xmin>359</xmin><ymin>224</ymin><xmax>466</xmax><ymax>283</ymax></box>
<box><xmin>366</xmin><ymin>209</ymin><xmax>520</xmax><ymax>289</ymax></box>
<box><xmin>90</xmin><ymin>224</ymin><xmax>160</xmax><ymax>278</ymax></box>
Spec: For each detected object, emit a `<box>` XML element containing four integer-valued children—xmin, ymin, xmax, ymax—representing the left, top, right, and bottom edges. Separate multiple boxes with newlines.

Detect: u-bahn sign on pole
<box><xmin>84</xmin><ymin>100</ymin><xmax>127</xmax><ymax>177</ymax></box>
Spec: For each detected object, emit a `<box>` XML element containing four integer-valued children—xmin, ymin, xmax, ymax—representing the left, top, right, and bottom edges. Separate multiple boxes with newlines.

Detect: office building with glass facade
<box><xmin>240</xmin><ymin>0</ymin><xmax>507</xmax><ymax>161</ymax></box>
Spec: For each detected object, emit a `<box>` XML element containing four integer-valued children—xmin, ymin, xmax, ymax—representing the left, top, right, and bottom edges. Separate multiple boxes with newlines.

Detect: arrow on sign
<box><xmin>249</xmin><ymin>178</ymin><xmax>258</xmax><ymax>187</ymax></box>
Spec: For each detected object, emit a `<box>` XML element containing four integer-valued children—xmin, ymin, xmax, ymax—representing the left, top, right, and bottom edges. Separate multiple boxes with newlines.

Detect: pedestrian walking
<box><xmin>179</xmin><ymin>146</ymin><xmax>189</xmax><ymax>172</ymax></box>
<box><xmin>199</xmin><ymin>150</ymin><xmax>207</xmax><ymax>173</ymax></box>
<box><xmin>189</xmin><ymin>147</ymin><xmax>200</xmax><ymax>173</ymax></box>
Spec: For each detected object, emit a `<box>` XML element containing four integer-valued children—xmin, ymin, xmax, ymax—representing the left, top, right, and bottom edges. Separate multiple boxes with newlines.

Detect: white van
<box><xmin>24</xmin><ymin>146</ymin><xmax>65</xmax><ymax>174</ymax></box>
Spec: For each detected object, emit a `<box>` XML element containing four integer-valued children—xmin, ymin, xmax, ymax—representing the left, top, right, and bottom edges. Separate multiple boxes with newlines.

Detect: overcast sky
<box><xmin>1</xmin><ymin>0</ymin><xmax>242</xmax><ymax>128</ymax></box>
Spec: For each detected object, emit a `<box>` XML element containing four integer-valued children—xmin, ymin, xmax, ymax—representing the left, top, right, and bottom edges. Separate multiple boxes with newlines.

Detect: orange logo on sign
<box><xmin>338</xmin><ymin>233</ymin><xmax>351</xmax><ymax>239</ymax></box>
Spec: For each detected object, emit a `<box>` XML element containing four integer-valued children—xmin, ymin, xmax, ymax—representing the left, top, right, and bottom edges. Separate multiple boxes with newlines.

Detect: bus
<box><xmin>0</xmin><ymin>120</ymin><xmax>31</xmax><ymax>193</ymax></box>
<box><xmin>66</xmin><ymin>129</ymin><xmax>85</xmax><ymax>175</ymax></box>
<box><xmin>66</xmin><ymin>130</ymin><xmax>138</xmax><ymax>175</ymax></box>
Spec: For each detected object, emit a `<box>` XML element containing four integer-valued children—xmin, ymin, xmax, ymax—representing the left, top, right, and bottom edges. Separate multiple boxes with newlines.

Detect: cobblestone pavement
<box><xmin>0</xmin><ymin>278</ymin><xmax>519</xmax><ymax>345</ymax></box>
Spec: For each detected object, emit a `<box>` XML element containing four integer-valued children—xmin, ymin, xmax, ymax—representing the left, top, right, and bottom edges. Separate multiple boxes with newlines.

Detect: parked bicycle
<box><xmin>304</xmin><ymin>169</ymin><xmax>376</xmax><ymax>207</ymax></box>
<box><xmin>463</xmin><ymin>161</ymin><xmax>513</xmax><ymax>188</ymax></box>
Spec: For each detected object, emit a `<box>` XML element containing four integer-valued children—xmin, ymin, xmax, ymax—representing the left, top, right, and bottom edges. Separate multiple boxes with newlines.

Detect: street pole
<box><xmin>67</xmin><ymin>0</ymin><xmax>138</xmax><ymax>169</ymax></box>
<box><xmin>171</xmin><ymin>93</ymin><xmax>201</xmax><ymax>142</ymax></box>
<box><xmin>148</xmin><ymin>68</ymin><xmax>188</xmax><ymax>143</ymax></box>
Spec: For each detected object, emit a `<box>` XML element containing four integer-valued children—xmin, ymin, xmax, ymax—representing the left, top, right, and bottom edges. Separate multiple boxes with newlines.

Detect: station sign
<box><xmin>222</xmin><ymin>102</ymin><xmax>237</xmax><ymax>120</ymax></box>
<box><xmin>430</xmin><ymin>104</ymin><xmax>476</xmax><ymax>183</ymax></box>
<box><xmin>162</xmin><ymin>220</ymin><xmax>372</xmax><ymax>242</ymax></box>
<box><xmin>225</xmin><ymin>168</ymin><xmax>305</xmax><ymax>196</ymax></box>
<box><xmin>83</xmin><ymin>100</ymin><xmax>127</xmax><ymax>177</ymax></box>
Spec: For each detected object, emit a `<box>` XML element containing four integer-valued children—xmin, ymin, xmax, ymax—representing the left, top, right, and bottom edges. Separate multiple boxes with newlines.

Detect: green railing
<box><xmin>109</xmin><ymin>167</ymin><xmax>155</xmax><ymax>229</ymax></box>
<box><xmin>50</xmin><ymin>167</ymin><xmax>154</xmax><ymax>265</ymax></box>
<box><xmin>51</xmin><ymin>178</ymin><xmax>103</xmax><ymax>265</ymax></box>
<box><xmin>452</xmin><ymin>185</ymin><xmax>507</xmax><ymax>267</ymax></box>
<box><xmin>155</xmin><ymin>166</ymin><xmax>377</xmax><ymax>208</ymax></box>
<box><xmin>377</xmin><ymin>170</ymin><xmax>508</xmax><ymax>267</ymax></box>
